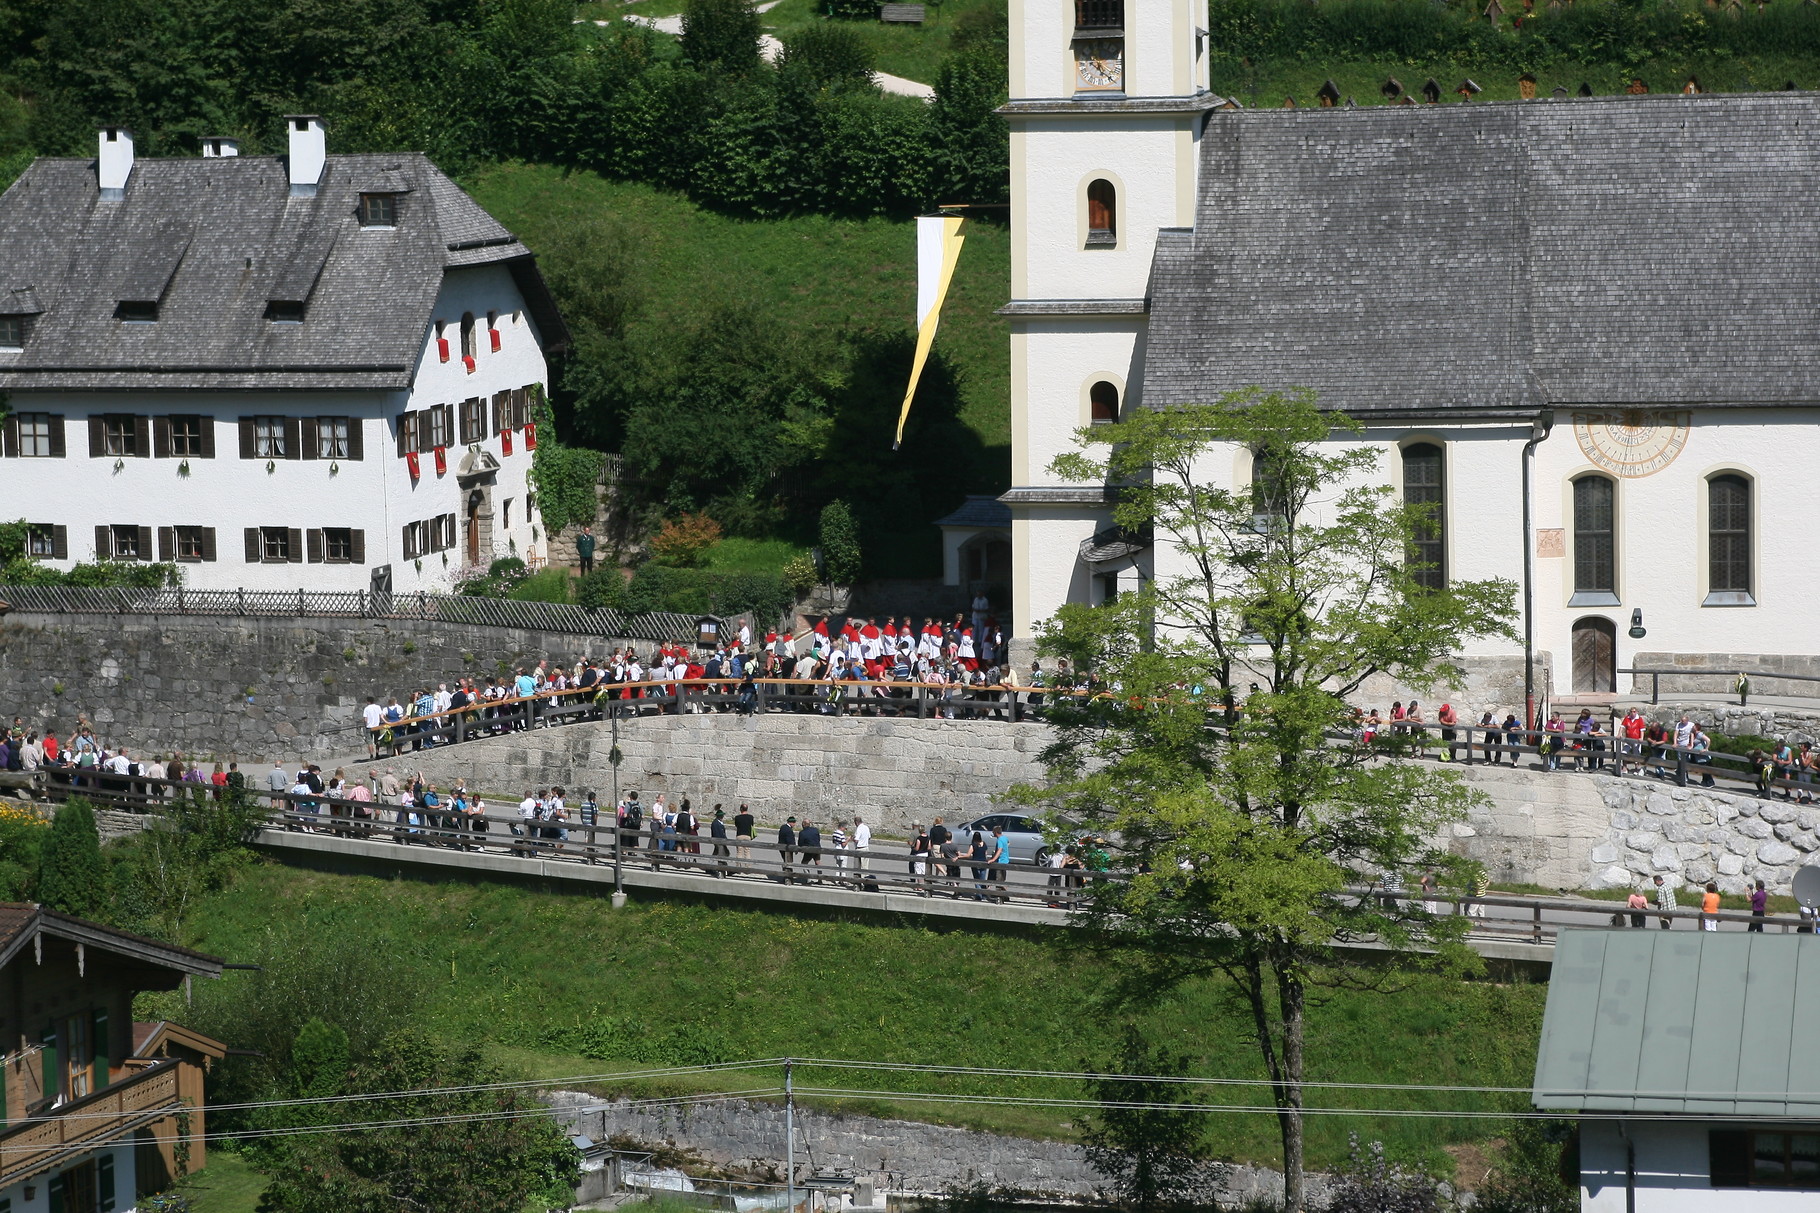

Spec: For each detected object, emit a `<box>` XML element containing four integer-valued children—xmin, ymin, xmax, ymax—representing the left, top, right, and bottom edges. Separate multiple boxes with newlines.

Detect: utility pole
<box><xmin>785</xmin><ymin>1058</ymin><xmax>796</xmax><ymax>1213</ymax></box>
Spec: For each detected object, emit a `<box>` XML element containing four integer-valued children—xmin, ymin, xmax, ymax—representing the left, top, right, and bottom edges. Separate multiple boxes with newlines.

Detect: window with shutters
<box><xmin>17</xmin><ymin>412</ymin><xmax>54</xmax><ymax>456</ymax></box>
<box><xmin>1401</xmin><ymin>442</ymin><xmax>1446</xmax><ymax>590</ymax></box>
<box><xmin>324</xmin><ymin>529</ymin><xmax>351</xmax><ymax>562</ymax></box>
<box><xmin>1086</xmin><ymin>179</ymin><xmax>1117</xmax><ymax>246</ymax></box>
<box><xmin>261</xmin><ymin>527</ymin><xmax>291</xmax><ymax>562</ymax></box>
<box><xmin>1572</xmin><ymin>474</ymin><xmax>1617</xmax><ymax>600</ymax></box>
<box><xmin>317</xmin><ymin>416</ymin><xmax>350</xmax><ymax>459</ymax></box>
<box><xmin>1707</xmin><ymin>473</ymin><xmax>1753</xmax><ymax>603</ymax></box>
<box><xmin>170</xmin><ymin>415</ymin><xmax>206</xmax><ymax>457</ymax></box>
<box><xmin>254</xmin><ymin>416</ymin><xmax>287</xmax><ymax>459</ymax></box>
<box><xmin>174</xmin><ymin>526</ymin><xmax>208</xmax><ymax>561</ymax></box>
<box><xmin>102</xmin><ymin>415</ymin><xmax>139</xmax><ymax>457</ymax></box>
<box><xmin>110</xmin><ymin>525</ymin><xmax>141</xmax><ymax>560</ymax></box>
<box><xmin>0</xmin><ymin>314</ymin><xmax>27</xmax><ymax>349</ymax></box>
<box><xmin>461</xmin><ymin>397</ymin><xmax>486</xmax><ymax>444</ymax></box>
<box><xmin>425</xmin><ymin>406</ymin><xmax>450</xmax><ymax>449</ymax></box>
<box><xmin>26</xmin><ymin>524</ymin><xmax>56</xmax><ymax>558</ymax></box>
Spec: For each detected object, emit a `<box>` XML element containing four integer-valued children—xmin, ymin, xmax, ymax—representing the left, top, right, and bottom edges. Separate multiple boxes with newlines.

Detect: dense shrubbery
<box><xmin>622</xmin><ymin>563</ymin><xmax>795</xmax><ymax>623</ymax></box>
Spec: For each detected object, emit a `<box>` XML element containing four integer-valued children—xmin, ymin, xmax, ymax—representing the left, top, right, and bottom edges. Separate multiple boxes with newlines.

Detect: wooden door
<box><xmin>1572</xmin><ymin>617</ymin><xmax>1616</xmax><ymax>693</ymax></box>
<box><xmin>466</xmin><ymin>495</ymin><xmax>480</xmax><ymax>565</ymax></box>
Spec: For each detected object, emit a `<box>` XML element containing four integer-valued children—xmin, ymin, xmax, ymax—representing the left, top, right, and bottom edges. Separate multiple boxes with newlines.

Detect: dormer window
<box><xmin>116</xmin><ymin>300</ymin><xmax>158</xmax><ymax>323</ymax></box>
<box><xmin>265</xmin><ymin>300</ymin><xmax>305</xmax><ymax>323</ymax></box>
<box><xmin>0</xmin><ymin>314</ymin><xmax>27</xmax><ymax>349</ymax></box>
<box><xmin>358</xmin><ymin>193</ymin><xmax>398</xmax><ymax>228</ymax></box>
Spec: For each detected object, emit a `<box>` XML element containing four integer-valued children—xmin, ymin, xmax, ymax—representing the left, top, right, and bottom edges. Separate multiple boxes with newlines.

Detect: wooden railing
<box><xmin>0</xmin><ymin>1059</ymin><xmax>184</xmax><ymax>1186</ymax></box>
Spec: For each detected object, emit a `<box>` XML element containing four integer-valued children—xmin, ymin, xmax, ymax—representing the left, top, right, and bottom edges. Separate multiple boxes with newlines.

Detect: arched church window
<box><xmin>1087</xmin><ymin>180</ymin><xmax>1117</xmax><ymax>247</ymax></box>
<box><xmin>1089</xmin><ymin>381</ymin><xmax>1120</xmax><ymax>423</ymax></box>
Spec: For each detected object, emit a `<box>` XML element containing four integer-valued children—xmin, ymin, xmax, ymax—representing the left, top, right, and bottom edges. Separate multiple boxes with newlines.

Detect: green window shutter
<box><xmin>41</xmin><ymin>1023</ymin><xmax>58</xmax><ymax>1101</ymax></box>
<box><xmin>93</xmin><ymin>1008</ymin><xmax>109</xmax><ymax>1090</ymax></box>
<box><xmin>98</xmin><ymin>1152</ymin><xmax>116</xmax><ymax>1211</ymax></box>
<box><xmin>48</xmin><ymin>1173</ymin><xmax>64</xmax><ymax>1213</ymax></box>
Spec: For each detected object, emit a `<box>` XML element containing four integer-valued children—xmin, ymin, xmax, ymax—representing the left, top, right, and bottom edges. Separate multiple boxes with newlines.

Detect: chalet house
<box><xmin>1534</xmin><ymin>928</ymin><xmax>1820</xmax><ymax>1210</ymax></box>
<box><xmin>0</xmin><ymin>119</ymin><xmax>569</xmax><ymax>593</ymax></box>
<box><xmin>0</xmin><ymin>903</ymin><xmax>227</xmax><ymax>1213</ymax></box>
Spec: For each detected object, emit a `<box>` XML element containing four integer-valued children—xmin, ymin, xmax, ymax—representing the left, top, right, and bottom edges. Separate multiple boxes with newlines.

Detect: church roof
<box><xmin>0</xmin><ymin>152</ymin><xmax>567</xmax><ymax>392</ymax></box>
<box><xmin>1142</xmin><ymin>93</ymin><xmax>1820</xmax><ymax>417</ymax></box>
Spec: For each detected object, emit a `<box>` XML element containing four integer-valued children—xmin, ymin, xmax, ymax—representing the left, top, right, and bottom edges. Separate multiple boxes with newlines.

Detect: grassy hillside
<box><xmin>153</xmin><ymin>864</ymin><xmax>1548</xmax><ymax>1179</ymax></box>
<box><xmin>462</xmin><ymin>162</ymin><xmax>1011</xmax><ymax>486</ymax></box>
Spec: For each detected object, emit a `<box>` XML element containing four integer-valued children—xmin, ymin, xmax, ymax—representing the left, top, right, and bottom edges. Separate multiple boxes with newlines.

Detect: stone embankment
<box><xmin>546</xmin><ymin>1091</ymin><xmax>1334</xmax><ymax>1207</ymax></box>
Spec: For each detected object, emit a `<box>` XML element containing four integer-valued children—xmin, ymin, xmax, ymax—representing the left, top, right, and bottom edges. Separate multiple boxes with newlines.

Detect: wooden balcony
<box><xmin>0</xmin><ymin>1058</ymin><xmax>184</xmax><ymax>1186</ymax></box>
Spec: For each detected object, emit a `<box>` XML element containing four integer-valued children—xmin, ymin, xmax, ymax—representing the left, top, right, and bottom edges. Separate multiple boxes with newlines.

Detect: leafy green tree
<box><xmin>255</xmin><ymin>1031</ymin><xmax>580</xmax><ymax>1213</ymax></box>
<box><xmin>110</xmin><ymin>785</ymin><xmax>270</xmax><ymax>940</ymax></box>
<box><xmin>37</xmin><ymin>799</ymin><xmax>108</xmax><ymax>919</ymax></box>
<box><xmin>777</xmin><ymin>23</ymin><xmax>877</xmax><ymax>90</ymax></box>
<box><xmin>818</xmin><ymin>499</ymin><xmax>862</xmax><ymax>586</ymax></box>
<box><xmin>927</xmin><ymin>46</ymin><xmax>1009</xmax><ymax>204</ymax></box>
<box><xmin>1022</xmin><ymin>389</ymin><xmax>1517</xmax><ymax>1212</ymax></box>
<box><xmin>680</xmin><ymin>0</ymin><xmax>762</xmax><ymax>73</ymax></box>
<box><xmin>1081</xmin><ymin>1025</ymin><xmax>1225</xmax><ymax>1212</ymax></box>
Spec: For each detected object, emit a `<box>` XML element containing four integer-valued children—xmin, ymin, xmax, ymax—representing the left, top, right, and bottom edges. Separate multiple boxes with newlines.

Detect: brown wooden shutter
<box><xmin>198</xmin><ymin>417</ymin><xmax>215</xmax><ymax>458</ymax></box>
<box><xmin>417</xmin><ymin>410</ymin><xmax>435</xmax><ymax>453</ymax></box>
<box><xmin>47</xmin><ymin>416</ymin><xmax>66</xmax><ymax>458</ymax></box>
<box><xmin>287</xmin><ymin>527</ymin><xmax>303</xmax><ymax>562</ymax></box>
<box><xmin>200</xmin><ymin>528</ymin><xmax>216</xmax><ymax>562</ymax></box>
<box><xmin>442</xmin><ymin>404</ymin><xmax>456</xmax><ymax>446</ymax></box>
<box><xmin>134</xmin><ymin>417</ymin><xmax>152</xmax><ymax>458</ymax></box>
<box><xmin>300</xmin><ymin>418</ymin><xmax>319</xmax><ymax>461</ymax></box>
<box><xmin>401</xmin><ymin>524</ymin><xmax>415</xmax><ymax>560</ymax></box>
<box><xmin>52</xmin><ymin>525</ymin><xmax>67</xmax><ymax>560</ymax></box>
<box><xmin>283</xmin><ymin>417</ymin><xmax>301</xmax><ymax>460</ymax></box>
<box><xmin>95</xmin><ymin>526</ymin><xmax>112</xmax><ymax>559</ymax></box>
<box><xmin>349</xmin><ymin>529</ymin><xmax>365</xmax><ymax>564</ymax></box>
<box><xmin>306</xmin><ymin>528</ymin><xmax>324</xmax><ymax>563</ymax></box>
<box><xmin>244</xmin><ymin>528</ymin><xmax>262</xmax><ymax>562</ymax></box>
<box><xmin>136</xmin><ymin>525</ymin><xmax>153</xmax><ymax>560</ymax></box>
<box><xmin>1</xmin><ymin>415</ymin><xmax>16</xmax><ymax>457</ymax></box>
<box><xmin>239</xmin><ymin>418</ymin><xmax>256</xmax><ymax>459</ymax></box>
<box><xmin>157</xmin><ymin>526</ymin><xmax>174</xmax><ymax>561</ymax></box>
<box><xmin>89</xmin><ymin>415</ymin><xmax>105</xmax><ymax>457</ymax></box>
<box><xmin>396</xmin><ymin>412</ymin><xmax>414</xmax><ymax>456</ymax></box>
<box><xmin>153</xmin><ymin>416</ymin><xmax>172</xmax><ymax>458</ymax></box>
<box><xmin>344</xmin><ymin>418</ymin><xmax>363</xmax><ymax>461</ymax></box>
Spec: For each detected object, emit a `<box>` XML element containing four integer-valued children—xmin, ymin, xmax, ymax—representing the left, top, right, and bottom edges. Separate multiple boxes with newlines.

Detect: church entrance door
<box><xmin>1571</xmin><ymin>617</ymin><xmax>1616</xmax><ymax>693</ymax></box>
<box><xmin>467</xmin><ymin>493</ymin><xmax>481</xmax><ymax>565</ymax></box>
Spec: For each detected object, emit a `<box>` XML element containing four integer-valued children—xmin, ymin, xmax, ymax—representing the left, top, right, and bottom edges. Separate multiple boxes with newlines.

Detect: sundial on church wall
<box><xmin>1572</xmin><ymin>410</ymin><xmax>1691</xmax><ymax>478</ymax></box>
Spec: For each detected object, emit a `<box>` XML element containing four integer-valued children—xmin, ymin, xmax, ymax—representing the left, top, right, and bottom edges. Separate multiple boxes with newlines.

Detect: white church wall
<box><xmin>1014</xmin><ymin>509</ymin><xmax>1112</xmax><ymax>640</ymax></box>
<box><xmin>1013</xmin><ymin>319</ymin><xmax>1142</xmax><ymax>485</ymax></box>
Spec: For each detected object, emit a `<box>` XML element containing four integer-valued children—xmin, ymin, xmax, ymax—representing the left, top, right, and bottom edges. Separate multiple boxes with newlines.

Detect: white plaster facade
<box><xmin>1578</xmin><ymin>1120</ymin><xmax>1820</xmax><ymax>1212</ymax></box>
<box><xmin>0</xmin><ymin>1140</ymin><xmax>135</xmax><ymax>1213</ymax></box>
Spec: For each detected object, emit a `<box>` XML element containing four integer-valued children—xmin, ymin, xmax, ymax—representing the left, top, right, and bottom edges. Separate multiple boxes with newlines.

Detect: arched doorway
<box><xmin>1571</xmin><ymin>616</ymin><xmax>1617</xmax><ymax>693</ymax></box>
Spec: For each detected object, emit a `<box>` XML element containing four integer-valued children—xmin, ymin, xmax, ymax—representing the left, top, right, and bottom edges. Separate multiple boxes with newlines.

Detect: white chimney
<box><xmin>202</xmin><ymin>137</ymin><xmax>240</xmax><ymax>158</ymax></box>
<box><xmin>285</xmin><ymin>115</ymin><xmax>325</xmax><ymax>197</ymax></box>
<box><xmin>98</xmin><ymin>127</ymin><xmax>134</xmax><ymax>200</ymax></box>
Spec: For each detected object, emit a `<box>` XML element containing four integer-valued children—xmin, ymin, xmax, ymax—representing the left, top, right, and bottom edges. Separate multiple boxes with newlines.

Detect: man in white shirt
<box><xmin>515</xmin><ymin>791</ymin><xmax>539</xmax><ymax>856</ymax></box>
<box><xmin>850</xmin><ymin>814</ymin><xmax>871</xmax><ymax>873</ymax></box>
<box><xmin>362</xmin><ymin>697</ymin><xmax>384</xmax><ymax>758</ymax></box>
<box><xmin>433</xmin><ymin>683</ymin><xmax>453</xmax><ymax>715</ymax></box>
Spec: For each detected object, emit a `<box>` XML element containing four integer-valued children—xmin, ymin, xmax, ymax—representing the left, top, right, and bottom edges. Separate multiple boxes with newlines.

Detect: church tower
<box><xmin>1002</xmin><ymin>0</ymin><xmax>1213</xmax><ymax>652</ymax></box>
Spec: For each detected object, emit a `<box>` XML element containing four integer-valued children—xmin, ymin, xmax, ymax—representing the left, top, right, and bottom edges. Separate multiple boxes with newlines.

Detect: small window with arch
<box><xmin>1089</xmin><ymin>381</ymin><xmax>1120</xmax><ymax>424</ymax></box>
<box><xmin>1086</xmin><ymin>180</ymin><xmax>1117</xmax><ymax>247</ymax></box>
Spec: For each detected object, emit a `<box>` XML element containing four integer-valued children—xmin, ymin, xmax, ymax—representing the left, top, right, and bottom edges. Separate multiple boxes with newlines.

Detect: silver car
<box><xmin>948</xmin><ymin>813</ymin><xmax>1061</xmax><ymax>866</ymax></box>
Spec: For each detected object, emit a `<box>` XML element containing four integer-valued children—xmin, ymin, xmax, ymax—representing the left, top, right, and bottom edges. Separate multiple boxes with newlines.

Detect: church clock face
<box><xmin>1074</xmin><ymin>40</ymin><xmax>1123</xmax><ymax>91</ymax></box>
<box><xmin>1572</xmin><ymin>410</ymin><xmax>1691</xmax><ymax>478</ymax></box>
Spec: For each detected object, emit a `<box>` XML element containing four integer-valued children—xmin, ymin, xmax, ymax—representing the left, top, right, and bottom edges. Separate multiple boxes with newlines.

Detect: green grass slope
<box><xmin>462</xmin><ymin>163</ymin><xmax>1010</xmax><ymax>477</ymax></box>
<box><xmin>163</xmin><ymin>865</ymin><xmax>1547</xmax><ymax>1178</ymax></box>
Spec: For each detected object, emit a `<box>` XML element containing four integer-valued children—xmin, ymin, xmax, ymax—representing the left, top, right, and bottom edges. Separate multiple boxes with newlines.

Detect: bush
<box><xmin>681</xmin><ymin>0</ymin><xmax>763</xmax><ymax>72</ymax></box>
<box><xmin>0</xmin><ymin>804</ymin><xmax>49</xmax><ymax>901</ymax></box>
<box><xmin>1322</xmin><ymin>1136</ymin><xmax>1444</xmax><ymax>1213</ymax></box>
<box><xmin>778</xmin><ymin>23</ymin><xmax>877</xmax><ymax>87</ymax></box>
<box><xmin>622</xmin><ymin>564</ymin><xmax>792</xmax><ymax>622</ymax></box>
<box><xmin>38</xmin><ymin>800</ymin><xmax>108</xmax><ymax>919</ymax></box>
<box><xmin>456</xmin><ymin>556</ymin><xmax>531</xmax><ymax>598</ymax></box>
<box><xmin>577</xmin><ymin>568</ymin><xmax>627</xmax><ymax>612</ymax></box>
<box><xmin>648</xmin><ymin>513</ymin><xmax>724</xmax><ymax>567</ymax></box>
<box><xmin>505</xmin><ymin>568</ymin><xmax>574</xmax><ymax>604</ymax></box>
<box><xmin>782</xmin><ymin>553</ymin><xmax>819</xmax><ymax>598</ymax></box>
<box><xmin>818</xmin><ymin>499</ymin><xmax>862</xmax><ymax>585</ymax></box>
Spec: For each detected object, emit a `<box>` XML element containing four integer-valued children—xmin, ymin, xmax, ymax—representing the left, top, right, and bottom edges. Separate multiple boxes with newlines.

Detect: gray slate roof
<box><xmin>1532</xmin><ymin>928</ymin><xmax>1820</xmax><ymax>1117</ymax></box>
<box><xmin>1143</xmin><ymin>93</ymin><xmax>1820</xmax><ymax>416</ymax></box>
<box><xmin>935</xmin><ymin>494</ymin><xmax>1013</xmax><ymax>530</ymax></box>
<box><xmin>0</xmin><ymin>152</ymin><xmax>567</xmax><ymax>392</ymax></box>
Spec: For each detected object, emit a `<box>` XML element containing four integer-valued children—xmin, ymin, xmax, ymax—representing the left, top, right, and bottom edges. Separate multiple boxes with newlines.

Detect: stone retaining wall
<box><xmin>383</xmin><ymin>715</ymin><xmax>1052</xmax><ymax>835</ymax></box>
<box><xmin>1586</xmin><ymin>778</ymin><xmax>1820</xmax><ymax>895</ymax></box>
<box><xmin>545</xmin><ymin>1092</ymin><xmax>1332</xmax><ymax>1207</ymax></box>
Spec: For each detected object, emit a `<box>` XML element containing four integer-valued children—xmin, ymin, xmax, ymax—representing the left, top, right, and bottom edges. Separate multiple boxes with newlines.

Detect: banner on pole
<box><xmin>893</xmin><ymin>214</ymin><xmax>967</xmax><ymax>449</ymax></box>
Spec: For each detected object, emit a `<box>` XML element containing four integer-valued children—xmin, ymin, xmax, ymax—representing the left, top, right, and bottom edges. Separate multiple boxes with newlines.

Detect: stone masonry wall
<box><xmin>545</xmin><ymin>1092</ymin><xmax>1333</xmax><ymax>1207</ymax></box>
<box><xmin>386</xmin><ymin>715</ymin><xmax>1052</xmax><ymax>836</ymax></box>
<box><xmin>1585</xmin><ymin>778</ymin><xmax>1820</xmax><ymax>896</ymax></box>
<box><xmin>0</xmin><ymin>611</ymin><xmax>661</xmax><ymax>764</ymax></box>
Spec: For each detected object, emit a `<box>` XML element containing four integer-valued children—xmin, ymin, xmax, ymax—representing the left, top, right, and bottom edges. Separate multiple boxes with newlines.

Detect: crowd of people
<box><xmin>354</xmin><ymin>615</ymin><xmax>1101</xmax><ymax>757</ymax></box>
<box><xmin>0</xmin><ymin>712</ymin><xmax>253</xmax><ymax>793</ymax></box>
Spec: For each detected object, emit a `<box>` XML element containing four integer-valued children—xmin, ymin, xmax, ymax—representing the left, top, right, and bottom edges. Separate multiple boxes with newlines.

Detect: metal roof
<box><xmin>1533</xmin><ymin>928</ymin><xmax>1820</xmax><ymax>1118</ymax></box>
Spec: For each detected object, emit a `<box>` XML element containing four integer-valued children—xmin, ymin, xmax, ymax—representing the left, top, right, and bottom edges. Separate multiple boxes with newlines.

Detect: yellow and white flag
<box><xmin>893</xmin><ymin>213</ymin><xmax>966</xmax><ymax>449</ymax></box>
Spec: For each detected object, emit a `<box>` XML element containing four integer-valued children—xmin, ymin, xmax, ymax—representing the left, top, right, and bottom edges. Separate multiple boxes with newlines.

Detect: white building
<box><xmin>1535</xmin><ymin>928</ymin><xmax>1820</xmax><ymax>1210</ymax></box>
<box><xmin>1003</xmin><ymin>1</ymin><xmax>1820</xmax><ymax>703</ymax></box>
<box><xmin>0</xmin><ymin>119</ymin><xmax>568</xmax><ymax>592</ymax></box>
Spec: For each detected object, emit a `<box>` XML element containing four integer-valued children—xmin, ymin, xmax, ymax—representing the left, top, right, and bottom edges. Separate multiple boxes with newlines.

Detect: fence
<box><xmin>0</xmin><ymin>583</ymin><xmax>718</xmax><ymax>644</ymax></box>
<box><xmin>1623</xmin><ymin>664</ymin><xmax>1820</xmax><ymax>706</ymax></box>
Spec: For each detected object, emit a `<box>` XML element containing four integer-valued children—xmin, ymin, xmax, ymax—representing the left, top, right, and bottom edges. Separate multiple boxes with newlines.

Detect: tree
<box><xmin>1022</xmin><ymin>389</ymin><xmax>1518</xmax><ymax>1212</ymax></box>
<box><xmin>255</xmin><ymin>1031</ymin><xmax>579</xmax><ymax>1213</ymax></box>
<box><xmin>1081</xmin><ymin>1025</ymin><xmax>1226</xmax><ymax>1212</ymax></box>
<box><xmin>818</xmin><ymin>499</ymin><xmax>862</xmax><ymax>585</ymax></box>
<box><xmin>1472</xmin><ymin>1120</ymin><xmax>1579</xmax><ymax>1213</ymax></box>
<box><xmin>37</xmin><ymin>799</ymin><xmax>108</xmax><ymax>919</ymax></box>
<box><xmin>680</xmin><ymin>0</ymin><xmax>762</xmax><ymax>73</ymax></box>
